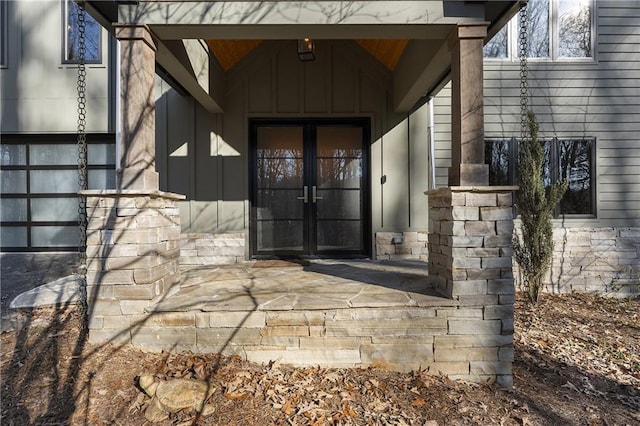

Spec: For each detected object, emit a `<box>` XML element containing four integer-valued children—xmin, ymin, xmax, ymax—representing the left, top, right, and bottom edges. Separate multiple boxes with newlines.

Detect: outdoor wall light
<box><xmin>297</xmin><ymin>38</ymin><xmax>316</xmax><ymax>62</ymax></box>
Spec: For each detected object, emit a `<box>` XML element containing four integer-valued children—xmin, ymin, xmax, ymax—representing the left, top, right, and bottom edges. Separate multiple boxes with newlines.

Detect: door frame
<box><xmin>249</xmin><ymin>117</ymin><xmax>372</xmax><ymax>259</ymax></box>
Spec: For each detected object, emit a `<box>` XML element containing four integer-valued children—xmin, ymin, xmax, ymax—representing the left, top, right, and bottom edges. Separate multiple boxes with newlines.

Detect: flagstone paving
<box><xmin>151</xmin><ymin>259</ymin><xmax>452</xmax><ymax>313</ymax></box>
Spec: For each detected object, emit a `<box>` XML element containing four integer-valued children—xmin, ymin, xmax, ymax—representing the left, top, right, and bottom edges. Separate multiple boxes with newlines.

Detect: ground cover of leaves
<box><xmin>1</xmin><ymin>293</ymin><xmax>638</xmax><ymax>425</ymax></box>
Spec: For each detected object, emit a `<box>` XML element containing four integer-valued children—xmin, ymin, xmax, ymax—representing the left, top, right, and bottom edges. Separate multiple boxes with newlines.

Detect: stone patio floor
<box><xmin>152</xmin><ymin>259</ymin><xmax>454</xmax><ymax>313</ymax></box>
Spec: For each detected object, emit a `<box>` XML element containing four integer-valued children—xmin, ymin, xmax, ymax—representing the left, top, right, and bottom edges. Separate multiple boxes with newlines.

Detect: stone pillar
<box><xmin>81</xmin><ymin>25</ymin><xmax>186</xmax><ymax>344</ymax></box>
<box><xmin>448</xmin><ymin>23</ymin><xmax>489</xmax><ymax>186</ymax></box>
<box><xmin>427</xmin><ymin>187</ymin><xmax>517</xmax><ymax>387</ymax></box>
<box><xmin>428</xmin><ymin>188</ymin><xmax>517</xmax><ymax>299</ymax></box>
<box><xmin>83</xmin><ymin>190</ymin><xmax>185</xmax><ymax>344</ymax></box>
<box><xmin>114</xmin><ymin>24</ymin><xmax>159</xmax><ymax>191</ymax></box>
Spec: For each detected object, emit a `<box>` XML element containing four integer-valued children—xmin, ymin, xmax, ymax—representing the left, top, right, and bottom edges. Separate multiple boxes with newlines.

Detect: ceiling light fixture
<box><xmin>297</xmin><ymin>38</ymin><xmax>316</xmax><ymax>62</ymax></box>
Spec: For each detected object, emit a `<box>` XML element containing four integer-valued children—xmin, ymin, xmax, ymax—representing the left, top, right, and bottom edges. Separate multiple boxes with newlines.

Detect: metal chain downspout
<box><xmin>76</xmin><ymin>1</ymin><xmax>89</xmax><ymax>331</ymax></box>
<box><xmin>519</xmin><ymin>2</ymin><xmax>530</xmax><ymax>140</ymax></box>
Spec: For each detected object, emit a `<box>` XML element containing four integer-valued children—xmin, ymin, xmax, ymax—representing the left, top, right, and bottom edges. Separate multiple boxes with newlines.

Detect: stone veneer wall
<box><xmin>520</xmin><ymin>227</ymin><xmax>640</xmax><ymax>297</ymax></box>
<box><xmin>375</xmin><ymin>232</ymin><xmax>429</xmax><ymax>261</ymax></box>
<box><xmin>83</xmin><ymin>191</ymin><xmax>183</xmax><ymax>344</ymax></box>
<box><xmin>427</xmin><ymin>187</ymin><xmax>517</xmax><ymax>387</ymax></box>
<box><xmin>428</xmin><ymin>188</ymin><xmax>516</xmax><ymax>299</ymax></box>
<box><xmin>374</xmin><ymin>227</ymin><xmax>640</xmax><ymax>297</ymax></box>
<box><xmin>180</xmin><ymin>233</ymin><xmax>246</xmax><ymax>266</ymax></box>
<box><xmin>128</xmin><ymin>304</ymin><xmax>513</xmax><ymax>385</ymax></box>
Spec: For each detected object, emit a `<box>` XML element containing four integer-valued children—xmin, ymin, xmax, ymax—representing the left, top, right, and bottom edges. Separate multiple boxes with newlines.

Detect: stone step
<box><xmin>126</xmin><ymin>305</ymin><xmax>511</xmax><ymax>381</ymax></box>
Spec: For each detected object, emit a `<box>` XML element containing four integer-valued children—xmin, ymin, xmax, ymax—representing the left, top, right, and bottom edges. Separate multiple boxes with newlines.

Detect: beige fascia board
<box><xmin>151</xmin><ymin>24</ymin><xmax>454</xmax><ymax>41</ymax></box>
<box><xmin>393</xmin><ymin>40</ymin><xmax>451</xmax><ymax>113</ymax></box>
<box><xmin>118</xmin><ymin>2</ymin><xmax>476</xmax><ymax>27</ymax></box>
<box><xmin>155</xmin><ymin>39</ymin><xmax>224</xmax><ymax>114</ymax></box>
<box><xmin>184</xmin><ymin>39</ymin><xmax>210</xmax><ymax>95</ymax></box>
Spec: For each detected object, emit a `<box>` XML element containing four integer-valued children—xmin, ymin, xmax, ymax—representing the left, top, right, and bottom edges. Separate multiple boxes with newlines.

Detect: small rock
<box><xmin>155</xmin><ymin>378</ymin><xmax>216</xmax><ymax>413</ymax></box>
<box><xmin>202</xmin><ymin>403</ymin><xmax>216</xmax><ymax>416</ymax></box>
<box><xmin>138</xmin><ymin>374</ymin><xmax>158</xmax><ymax>397</ymax></box>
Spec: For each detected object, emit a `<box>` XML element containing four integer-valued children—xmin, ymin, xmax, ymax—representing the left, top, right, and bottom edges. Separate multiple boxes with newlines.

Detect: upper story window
<box><xmin>484</xmin><ymin>0</ymin><xmax>593</xmax><ymax>61</ymax></box>
<box><xmin>63</xmin><ymin>0</ymin><xmax>101</xmax><ymax>64</ymax></box>
<box><xmin>1</xmin><ymin>1</ymin><xmax>7</xmax><ymax>67</ymax></box>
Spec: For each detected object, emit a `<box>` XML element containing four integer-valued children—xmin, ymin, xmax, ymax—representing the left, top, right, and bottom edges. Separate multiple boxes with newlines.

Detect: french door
<box><xmin>250</xmin><ymin>119</ymin><xmax>370</xmax><ymax>257</ymax></box>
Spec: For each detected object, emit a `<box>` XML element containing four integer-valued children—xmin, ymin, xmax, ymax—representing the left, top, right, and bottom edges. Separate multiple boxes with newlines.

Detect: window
<box><xmin>63</xmin><ymin>0</ymin><xmax>101</xmax><ymax>64</ymax></box>
<box><xmin>484</xmin><ymin>0</ymin><xmax>593</xmax><ymax>60</ymax></box>
<box><xmin>557</xmin><ymin>0</ymin><xmax>592</xmax><ymax>58</ymax></box>
<box><xmin>0</xmin><ymin>135</ymin><xmax>116</xmax><ymax>251</ymax></box>
<box><xmin>1</xmin><ymin>1</ymin><xmax>7</xmax><ymax>67</ymax></box>
<box><xmin>485</xmin><ymin>137</ymin><xmax>595</xmax><ymax>216</ymax></box>
<box><xmin>484</xmin><ymin>25</ymin><xmax>509</xmax><ymax>59</ymax></box>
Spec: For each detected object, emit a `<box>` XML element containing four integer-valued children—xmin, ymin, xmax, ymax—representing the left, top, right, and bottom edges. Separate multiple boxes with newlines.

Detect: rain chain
<box><xmin>76</xmin><ymin>1</ymin><xmax>89</xmax><ymax>329</ymax></box>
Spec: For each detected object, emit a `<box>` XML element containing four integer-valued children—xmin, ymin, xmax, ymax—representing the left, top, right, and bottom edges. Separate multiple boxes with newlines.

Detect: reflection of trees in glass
<box><xmin>520</xmin><ymin>0</ymin><xmax>550</xmax><ymax>57</ymax></box>
<box><xmin>485</xmin><ymin>0</ymin><xmax>593</xmax><ymax>60</ymax></box>
<box><xmin>559</xmin><ymin>139</ymin><xmax>592</xmax><ymax>213</ymax></box>
<box><xmin>541</xmin><ymin>141</ymin><xmax>552</xmax><ymax>187</ymax></box>
<box><xmin>484</xmin><ymin>26</ymin><xmax>508</xmax><ymax>59</ymax></box>
<box><xmin>318</xmin><ymin>148</ymin><xmax>362</xmax><ymax>221</ymax></box>
<box><xmin>558</xmin><ymin>0</ymin><xmax>591</xmax><ymax>57</ymax></box>
<box><xmin>318</xmin><ymin>148</ymin><xmax>362</xmax><ymax>188</ymax></box>
<box><xmin>485</xmin><ymin>139</ymin><xmax>512</xmax><ymax>184</ymax></box>
<box><xmin>486</xmin><ymin>137</ymin><xmax>593</xmax><ymax>215</ymax></box>
<box><xmin>65</xmin><ymin>0</ymin><xmax>100</xmax><ymax>63</ymax></box>
<box><xmin>257</xmin><ymin>156</ymin><xmax>303</xmax><ymax>188</ymax></box>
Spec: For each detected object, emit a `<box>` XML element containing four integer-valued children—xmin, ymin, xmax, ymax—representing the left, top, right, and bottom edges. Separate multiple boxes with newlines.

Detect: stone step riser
<box><xmin>111</xmin><ymin>306</ymin><xmax>512</xmax><ymax>387</ymax></box>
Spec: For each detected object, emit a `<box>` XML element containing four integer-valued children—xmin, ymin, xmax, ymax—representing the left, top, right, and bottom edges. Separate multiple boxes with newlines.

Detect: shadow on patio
<box><xmin>151</xmin><ymin>259</ymin><xmax>449</xmax><ymax>314</ymax></box>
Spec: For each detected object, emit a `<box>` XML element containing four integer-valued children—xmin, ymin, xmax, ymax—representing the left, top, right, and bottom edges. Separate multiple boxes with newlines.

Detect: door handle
<box><xmin>312</xmin><ymin>186</ymin><xmax>323</xmax><ymax>203</ymax></box>
<box><xmin>296</xmin><ymin>186</ymin><xmax>308</xmax><ymax>203</ymax></box>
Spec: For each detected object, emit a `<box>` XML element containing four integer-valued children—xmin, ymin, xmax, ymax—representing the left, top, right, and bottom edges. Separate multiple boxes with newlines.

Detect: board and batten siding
<box><xmin>433</xmin><ymin>0</ymin><xmax>640</xmax><ymax>227</ymax></box>
<box><xmin>157</xmin><ymin>39</ymin><xmax>433</xmax><ymax>254</ymax></box>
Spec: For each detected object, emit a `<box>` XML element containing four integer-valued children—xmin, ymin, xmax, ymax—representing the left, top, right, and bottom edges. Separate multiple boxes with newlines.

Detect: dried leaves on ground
<box><xmin>1</xmin><ymin>293</ymin><xmax>639</xmax><ymax>425</ymax></box>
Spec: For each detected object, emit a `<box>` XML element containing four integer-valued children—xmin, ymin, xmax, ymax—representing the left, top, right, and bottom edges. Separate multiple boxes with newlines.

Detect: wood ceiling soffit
<box><xmin>206</xmin><ymin>39</ymin><xmax>408</xmax><ymax>72</ymax></box>
<box><xmin>355</xmin><ymin>39</ymin><xmax>409</xmax><ymax>71</ymax></box>
<box><xmin>206</xmin><ymin>40</ymin><xmax>263</xmax><ymax>71</ymax></box>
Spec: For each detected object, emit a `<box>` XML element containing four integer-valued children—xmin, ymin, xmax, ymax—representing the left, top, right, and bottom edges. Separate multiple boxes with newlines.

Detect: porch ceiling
<box><xmin>206</xmin><ymin>40</ymin><xmax>263</xmax><ymax>71</ymax></box>
<box><xmin>207</xmin><ymin>39</ymin><xmax>409</xmax><ymax>72</ymax></box>
<box><xmin>87</xmin><ymin>0</ymin><xmax>522</xmax><ymax>113</ymax></box>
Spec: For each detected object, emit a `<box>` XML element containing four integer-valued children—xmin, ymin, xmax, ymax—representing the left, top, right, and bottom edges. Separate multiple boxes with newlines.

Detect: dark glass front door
<box><xmin>250</xmin><ymin>119</ymin><xmax>369</xmax><ymax>257</ymax></box>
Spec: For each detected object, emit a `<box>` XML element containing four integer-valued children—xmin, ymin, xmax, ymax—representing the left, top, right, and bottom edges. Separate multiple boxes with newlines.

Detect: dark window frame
<box><xmin>0</xmin><ymin>134</ymin><xmax>116</xmax><ymax>252</ymax></box>
<box><xmin>485</xmin><ymin>136</ymin><xmax>596</xmax><ymax>218</ymax></box>
<box><xmin>61</xmin><ymin>0</ymin><xmax>102</xmax><ymax>65</ymax></box>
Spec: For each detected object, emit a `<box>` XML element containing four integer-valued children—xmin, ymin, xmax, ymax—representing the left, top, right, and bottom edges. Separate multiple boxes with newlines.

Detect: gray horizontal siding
<box><xmin>433</xmin><ymin>1</ymin><xmax>640</xmax><ymax>226</ymax></box>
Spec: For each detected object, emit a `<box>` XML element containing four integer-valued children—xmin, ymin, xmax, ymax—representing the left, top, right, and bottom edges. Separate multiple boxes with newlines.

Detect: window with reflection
<box><xmin>484</xmin><ymin>25</ymin><xmax>509</xmax><ymax>59</ymax></box>
<box><xmin>484</xmin><ymin>0</ymin><xmax>593</xmax><ymax>61</ymax></box>
<box><xmin>558</xmin><ymin>139</ymin><xmax>593</xmax><ymax>214</ymax></box>
<box><xmin>486</xmin><ymin>137</ymin><xmax>595</xmax><ymax>216</ymax></box>
<box><xmin>63</xmin><ymin>0</ymin><xmax>101</xmax><ymax>63</ymax></box>
<box><xmin>558</xmin><ymin>0</ymin><xmax>592</xmax><ymax>58</ymax></box>
<box><xmin>484</xmin><ymin>139</ymin><xmax>514</xmax><ymax>185</ymax></box>
<box><xmin>521</xmin><ymin>0</ymin><xmax>551</xmax><ymax>58</ymax></box>
<box><xmin>0</xmin><ymin>1</ymin><xmax>7</xmax><ymax>67</ymax></box>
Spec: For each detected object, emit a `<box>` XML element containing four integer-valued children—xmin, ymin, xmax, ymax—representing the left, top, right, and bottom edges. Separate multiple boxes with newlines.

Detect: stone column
<box><xmin>427</xmin><ymin>187</ymin><xmax>517</xmax><ymax>388</ymax></box>
<box><xmin>428</xmin><ymin>188</ymin><xmax>517</xmax><ymax>300</ymax></box>
<box><xmin>447</xmin><ymin>23</ymin><xmax>489</xmax><ymax>186</ymax></box>
<box><xmin>114</xmin><ymin>24</ymin><xmax>159</xmax><ymax>191</ymax></box>
<box><xmin>83</xmin><ymin>191</ymin><xmax>184</xmax><ymax>344</ymax></box>
<box><xmin>81</xmin><ymin>25</ymin><xmax>186</xmax><ymax>345</ymax></box>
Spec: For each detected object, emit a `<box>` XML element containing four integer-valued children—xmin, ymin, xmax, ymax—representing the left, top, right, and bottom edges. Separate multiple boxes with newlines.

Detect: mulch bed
<box><xmin>1</xmin><ymin>293</ymin><xmax>638</xmax><ymax>425</ymax></box>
